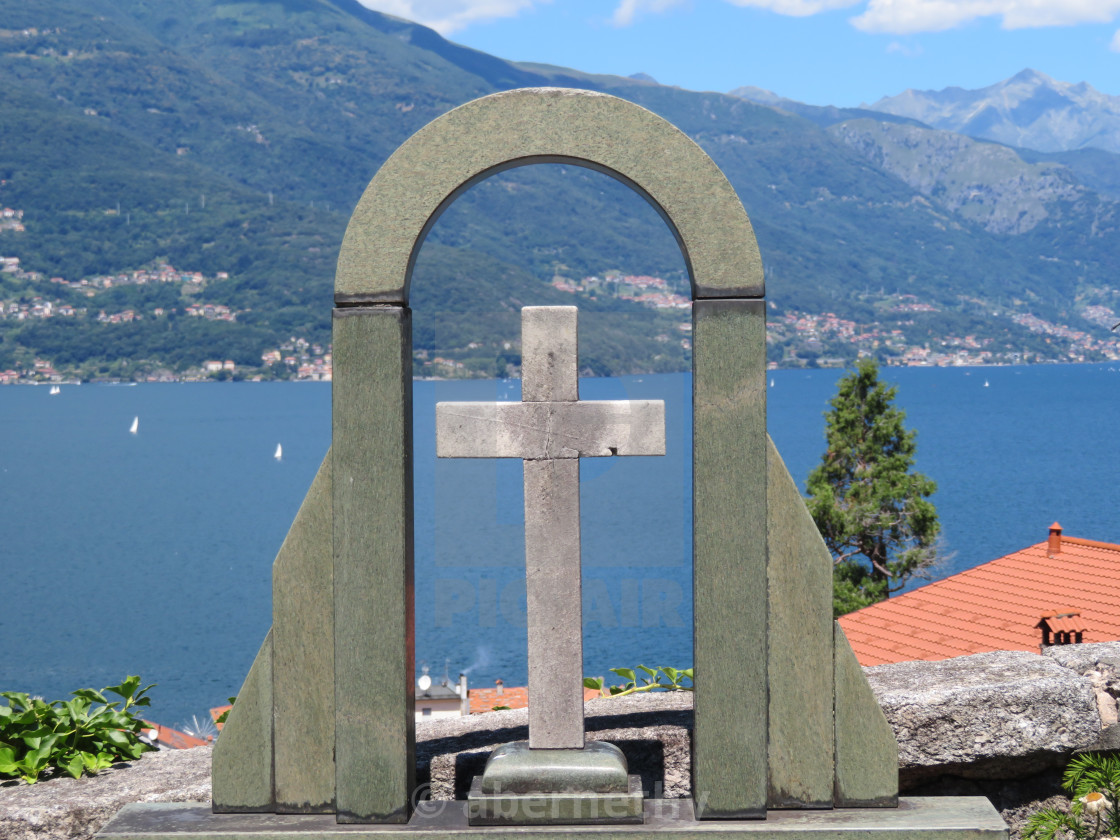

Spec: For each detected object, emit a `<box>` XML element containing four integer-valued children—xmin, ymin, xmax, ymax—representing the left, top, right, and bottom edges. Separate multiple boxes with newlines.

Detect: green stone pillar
<box><xmin>692</xmin><ymin>298</ymin><xmax>768</xmax><ymax>819</ymax></box>
<box><xmin>332</xmin><ymin>306</ymin><xmax>415</xmax><ymax>823</ymax></box>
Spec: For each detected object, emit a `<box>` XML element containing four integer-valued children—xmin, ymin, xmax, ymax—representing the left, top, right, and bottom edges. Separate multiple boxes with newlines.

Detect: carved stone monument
<box><xmin>96</xmin><ymin>87</ymin><xmax>1009</xmax><ymax>840</ymax></box>
<box><xmin>437</xmin><ymin>305</ymin><xmax>663</xmax><ymax>824</ymax></box>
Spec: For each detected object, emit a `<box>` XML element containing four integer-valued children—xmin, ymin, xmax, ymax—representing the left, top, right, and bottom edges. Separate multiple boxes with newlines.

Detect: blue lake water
<box><xmin>2</xmin><ymin>363</ymin><xmax>1118</xmax><ymax>728</ymax></box>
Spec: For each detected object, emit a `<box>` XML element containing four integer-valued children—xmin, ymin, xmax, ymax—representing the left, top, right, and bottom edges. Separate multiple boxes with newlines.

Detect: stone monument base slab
<box><xmin>96</xmin><ymin>796</ymin><xmax>1007</xmax><ymax>839</ymax></box>
<box><xmin>468</xmin><ymin>774</ymin><xmax>644</xmax><ymax>825</ymax></box>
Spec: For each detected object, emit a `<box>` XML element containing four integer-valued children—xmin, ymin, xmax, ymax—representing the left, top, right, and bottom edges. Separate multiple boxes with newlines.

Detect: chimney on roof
<box><xmin>495</xmin><ymin>678</ymin><xmax>503</xmax><ymax>697</ymax></box>
<box><xmin>1037</xmin><ymin>609</ymin><xmax>1085</xmax><ymax>651</ymax></box>
<box><xmin>1048</xmin><ymin>522</ymin><xmax>1062</xmax><ymax>556</ymax></box>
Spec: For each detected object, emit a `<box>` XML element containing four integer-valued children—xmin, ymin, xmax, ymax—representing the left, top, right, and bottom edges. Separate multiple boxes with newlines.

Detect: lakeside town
<box><xmin>4</xmin><ymin>244</ymin><xmax>1120</xmax><ymax>383</ymax></box>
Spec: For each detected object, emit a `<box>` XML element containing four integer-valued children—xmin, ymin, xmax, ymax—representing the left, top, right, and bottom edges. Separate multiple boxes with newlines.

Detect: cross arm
<box><xmin>436</xmin><ymin>400</ymin><xmax>665</xmax><ymax>460</ymax></box>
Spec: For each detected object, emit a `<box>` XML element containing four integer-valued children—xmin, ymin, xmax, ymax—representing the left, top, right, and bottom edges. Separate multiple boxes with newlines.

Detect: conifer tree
<box><xmin>806</xmin><ymin>358</ymin><xmax>939</xmax><ymax>617</ymax></box>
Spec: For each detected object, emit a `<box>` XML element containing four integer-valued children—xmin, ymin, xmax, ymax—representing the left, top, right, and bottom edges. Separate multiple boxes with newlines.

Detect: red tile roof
<box><xmin>838</xmin><ymin>524</ymin><xmax>1120</xmax><ymax>666</ymax></box>
<box><xmin>469</xmin><ymin>686</ymin><xmax>530</xmax><ymax>714</ymax></box>
<box><xmin>468</xmin><ymin>685</ymin><xmax>604</xmax><ymax>714</ymax></box>
<box><xmin>143</xmin><ymin>721</ymin><xmax>211</xmax><ymax>750</ymax></box>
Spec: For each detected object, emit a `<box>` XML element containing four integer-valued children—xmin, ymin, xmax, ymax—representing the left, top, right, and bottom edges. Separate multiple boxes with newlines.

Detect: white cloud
<box><xmin>724</xmin><ymin>0</ymin><xmax>859</xmax><ymax>16</ymax></box>
<box><xmin>611</xmin><ymin>0</ymin><xmax>1120</xmax><ymax>34</ymax></box>
<box><xmin>852</xmin><ymin>0</ymin><xmax>1120</xmax><ymax>34</ymax></box>
<box><xmin>611</xmin><ymin>0</ymin><xmax>689</xmax><ymax>27</ymax></box>
<box><xmin>613</xmin><ymin>0</ymin><xmax>856</xmax><ymax>22</ymax></box>
<box><xmin>1111</xmin><ymin>27</ymin><xmax>1120</xmax><ymax>49</ymax></box>
<box><xmin>355</xmin><ymin>0</ymin><xmax>543</xmax><ymax>34</ymax></box>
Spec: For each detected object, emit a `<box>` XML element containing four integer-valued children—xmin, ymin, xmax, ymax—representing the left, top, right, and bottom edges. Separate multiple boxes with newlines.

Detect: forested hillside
<box><xmin>2</xmin><ymin>0</ymin><xmax>1118</xmax><ymax>380</ymax></box>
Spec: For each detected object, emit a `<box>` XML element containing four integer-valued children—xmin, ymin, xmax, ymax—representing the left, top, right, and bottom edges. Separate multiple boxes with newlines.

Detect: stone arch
<box><xmin>213</xmin><ymin>87</ymin><xmax>897</xmax><ymax>827</ymax></box>
<box><xmin>334</xmin><ymin>87</ymin><xmax>763</xmax><ymax>304</ymax></box>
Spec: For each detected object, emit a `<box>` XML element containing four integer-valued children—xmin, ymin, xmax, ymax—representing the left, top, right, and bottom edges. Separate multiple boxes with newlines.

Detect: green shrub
<box><xmin>1024</xmin><ymin>752</ymin><xmax>1120</xmax><ymax>840</ymax></box>
<box><xmin>0</xmin><ymin>676</ymin><xmax>156</xmax><ymax>784</ymax></box>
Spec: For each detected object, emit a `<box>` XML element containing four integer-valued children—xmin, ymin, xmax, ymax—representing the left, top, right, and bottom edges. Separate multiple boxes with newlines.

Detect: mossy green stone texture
<box><xmin>835</xmin><ymin>623</ymin><xmax>899</xmax><ymax>807</ymax></box>
<box><xmin>212</xmin><ymin>630</ymin><xmax>274</xmax><ymax>813</ymax></box>
<box><xmin>99</xmin><ymin>797</ymin><xmax>1009</xmax><ymax>839</ymax></box>
<box><xmin>766</xmin><ymin>439</ymin><xmax>835</xmax><ymax>809</ymax></box>
<box><xmin>332</xmin><ymin>307</ymin><xmax>415</xmax><ymax>823</ymax></box>
<box><xmin>273</xmin><ymin>452</ymin><xmax>335</xmax><ymax>813</ymax></box>
<box><xmin>335</xmin><ymin>88</ymin><xmax>763</xmax><ymax>304</ymax></box>
<box><xmin>692</xmin><ymin>299</ymin><xmax>767</xmax><ymax>819</ymax></box>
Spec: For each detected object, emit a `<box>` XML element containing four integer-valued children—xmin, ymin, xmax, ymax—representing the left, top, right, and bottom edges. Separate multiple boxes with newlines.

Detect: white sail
<box><xmin>274</xmin><ymin>443</ymin><xmax>282</xmax><ymax>461</ymax></box>
<box><xmin>129</xmin><ymin>416</ymin><xmax>139</xmax><ymax>434</ymax></box>
<box><xmin>49</xmin><ymin>385</ymin><xmax>60</xmax><ymax>395</ymax></box>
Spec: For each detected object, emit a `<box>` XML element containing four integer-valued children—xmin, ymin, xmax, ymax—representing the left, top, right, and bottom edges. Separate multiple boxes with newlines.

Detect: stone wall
<box><xmin>4</xmin><ymin>642</ymin><xmax>1120</xmax><ymax>840</ymax></box>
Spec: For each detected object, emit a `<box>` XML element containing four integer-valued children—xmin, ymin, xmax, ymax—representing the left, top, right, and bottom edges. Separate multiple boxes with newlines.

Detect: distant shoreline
<box><xmin>2</xmin><ymin>356</ymin><xmax>1112</xmax><ymax>386</ymax></box>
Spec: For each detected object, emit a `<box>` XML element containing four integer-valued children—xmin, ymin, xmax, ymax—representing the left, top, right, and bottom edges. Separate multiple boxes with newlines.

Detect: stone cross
<box><xmin>436</xmin><ymin>305</ymin><xmax>665</xmax><ymax>749</ymax></box>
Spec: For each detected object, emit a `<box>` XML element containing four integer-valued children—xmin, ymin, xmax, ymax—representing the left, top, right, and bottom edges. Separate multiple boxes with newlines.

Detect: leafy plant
<box><xmin>584</xmin><ymin>665</ymin><xmax>693</xmax><ymax>698</ymax></box>
<box><xmin>1024</xmin><ymin>753</ymin><xmax>1120</xmax><ymax>840</ymax></box>
<box><xmin>0</xmin><ymin>676</ymin><xmax>156</xmax><ymax>784</ymax></box>
<box><xmin>215</xmin><ymin>695</ymin><xmax>236</xmax><ymax>726</ymax></box>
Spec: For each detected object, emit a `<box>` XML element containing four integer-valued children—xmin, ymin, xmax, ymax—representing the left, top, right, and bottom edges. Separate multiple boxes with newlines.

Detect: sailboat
<box><xmin>49</xmin><ymin>385</ymin><xmax>60</xmax><ymax>395</ymax></box>
<box><xmin>129</xmin><ymin>416</ymin><xmax>139</xmax><ymax>435</ymax></box>
<box><xmin>274</xmin><ymin>443</ymin><xmax>283</xmax><ymax>461</ymax></box>
<box><xmin>983</xmin><ymin>380</ymin><xmax>990</xmax><ymax>388</ymax></box>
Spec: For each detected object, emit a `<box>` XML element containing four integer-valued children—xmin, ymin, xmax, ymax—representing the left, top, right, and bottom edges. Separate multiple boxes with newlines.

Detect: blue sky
<box><xmin>357</xmin><ymin>0</ymin><xmax>1120</xmax><ymax>107</ymax></box>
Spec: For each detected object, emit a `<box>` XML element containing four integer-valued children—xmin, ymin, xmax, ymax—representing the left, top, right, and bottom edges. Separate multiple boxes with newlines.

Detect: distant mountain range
<box><xmin>867</xmin><ymin>69</ymin><xmax>1120</xmax><ymax>156</ymax></box>
<box><xmin>2</xmin><ymin>1</ymin><xmax>1119</xmax><ymax>379</ymax></box>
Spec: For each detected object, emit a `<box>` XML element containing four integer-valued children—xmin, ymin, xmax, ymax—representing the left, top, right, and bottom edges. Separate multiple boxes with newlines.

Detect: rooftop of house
<box><xmin>417</xmin><ymin>681</ymin><xmax>462</xmax><ymax>702</ymax></box>
<box><xmin>467</xmin><ymin>682</ymin><xmax>602</xmax><ymax>714</ymax></box>
<box><xmin>839</xmin><ymin>523</ymin><xmax>1120</xmax><ymax>666</ymax></box>
<box><xmin>469</xmin><ymin>683</ymin><xmax>530</xmax><ymax>715</ymax></box>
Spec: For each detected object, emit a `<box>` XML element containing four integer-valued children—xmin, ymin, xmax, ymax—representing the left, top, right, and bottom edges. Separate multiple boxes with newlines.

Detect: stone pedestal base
<box><xmin>468</xmin><ymin>775</ymin><xmax>644</xmax><ymax>825</ymax></box>
<box><xmin>96</xmin><ymin>796</ymin><xmax>1008</xmax><ymax>839</ymax></box>
<box><xmin>466</xmin><ymin>740</ymin><xmax>642</xmax><ymax>825</ymax></box>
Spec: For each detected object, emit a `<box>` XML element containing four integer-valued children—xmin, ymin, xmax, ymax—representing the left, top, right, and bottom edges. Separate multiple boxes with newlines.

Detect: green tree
<box><xmin>806</xmin><ymin>358</ymin><xmax>939</xmax><ymax>617</ymax></box>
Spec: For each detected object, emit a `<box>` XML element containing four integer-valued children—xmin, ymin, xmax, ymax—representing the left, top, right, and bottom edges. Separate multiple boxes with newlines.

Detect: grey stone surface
<box><xmin>766</xmin><ymin>439</ymin><xmax>834</xmax><ymax>809</ymax></box>
<box><xmin>0</xmin><ymin>745</ymin><xmax>211</xmax><ymax>840</ymax></box>
<box><xmin>98</xmin><ymin>796</ymin><xmax>1006</xmax><ymax>839</ymax></box>
<box><xmin>437</xmin><ymin>306</ymin><xmax>664</xmax><ymax>752</ymax></box>
<box><xmin>435</xmin><ymin>401</ymin><xmax>666</xmax><ymax>459</ymax></box>
<box><xmin>835</xmin><ymin>624</ymin><xmax>899</xmax><ymax>807</ymax></box>
<box><xmin>522</xmin><ymin>306</ymin><xmax>578</xmax><ymax>402</ymax></box>
<box><xmin>1043</xmin><ymin>642</ymin><xmax>1120</xmax><ymax>731</ymax></box>
<box><xmin>868</xmin><ymin>650</ymin><xmax>1101</xmax><ymax>783</ymax></box>
<box><xmin>211</xmin><ymin>630</ymin><xmax>273</xmax><ymax>812</ymax></box>
<box><xmin>692</xmin><ymin>299</ymin><xmax>768</xmax><ymax>819</ymax></box>
<box><xmin>332</xmin><ymin>306</ymin><xmax>415</xmax><ymax>823</ymax></box>
<box><xmin>1043</xmin><ymin>640</ymin><xmax>1120</xmax><ymax>673</ymax></box>
<box><xmin>335</xmin><ymin>88</ymin><xmax>763</xmax><ymax>303</ymax></box>
<box><xmin>272</xmin><ymin>450</ymin><xmax>334</xmax><ymax>813</ymax></box>
<box><xmin>524</xmin><ymin>458</ymin><xmax>585</xmax><ymax>749</ymax></box>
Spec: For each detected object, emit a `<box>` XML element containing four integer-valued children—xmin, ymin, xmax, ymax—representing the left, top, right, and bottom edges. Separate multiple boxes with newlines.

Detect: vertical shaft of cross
<box><xmin>435</xmin><ymin>305</ymin><xmax>665</xmax><ymax>755</ymax></box>
<box><xmin>521</xmin><ymin>307</ymin><xmax>584</xmax><ymax>749</ymax></box>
